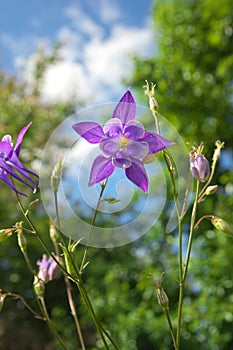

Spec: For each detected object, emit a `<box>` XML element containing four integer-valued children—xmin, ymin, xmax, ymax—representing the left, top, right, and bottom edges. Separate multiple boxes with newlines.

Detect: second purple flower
<box><xmin>72</xmin><ymin>90</ymin><xmax>174</xmax><ymax>192</ymax></box>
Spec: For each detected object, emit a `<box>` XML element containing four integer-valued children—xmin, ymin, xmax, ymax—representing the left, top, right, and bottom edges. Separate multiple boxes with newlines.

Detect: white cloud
<box><xmin>96</xmin><ymin>0</ymin><xmax>122</xmax><ymax>23</ymax></box>
<box><xmin>8</xmin><ymin>4</ymin><xmax>154</xmax><ymax>104</ymax></box>
<box><xmin>40</xmin><ymin>21</ymin><xmax>154</xmax><ymax>103</ymax></box>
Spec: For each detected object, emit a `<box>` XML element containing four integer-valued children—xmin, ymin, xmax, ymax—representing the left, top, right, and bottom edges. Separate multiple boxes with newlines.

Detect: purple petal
<box><xmin>113</xmin><ymin>150</ymin><xmax>132</xmax><ymax>169</ymax></box>
<box><xmin>0</xmin><ymin>141</ymin><xmax>14</xmax><ymax>159</ymax></box>
<box><xmin>123</xmin><ymin>120</ymin><xmax>145</xmax><ymax>140</ymax></box>
<box><xmin>140</xmin><ymin>132</ymin><xmax>174</xmax><ymax>154</ymax></box>
<box><xmin>2</xmin><ymin>135</ymin><xmax>12</xmax><ymax>144</ymax></box>
<box><xmin>0</xmin><ymin>167</ymin><xmax>26</xmax><ymax>196</ymax></box>
<box><xmin>89</xmin><ymin>155</ymin><xmax>115</xmax><ymax>186</ymax></box>
<box><xmin>72</xmin><ymin>122</ymin><xmax>104</xmax><ymax>144</ymax></box>
<box><xmin>0</xmin><ymin>159</ymin><xmax>35</xmax><ymax>191</ymax></box>
<box><xmin>103</xmin><ymin>118</ymin><xmax>123</xmax><ymax>139</ymax></box>
<box><xmin>99</xmin><ymin>139</ymin><xmax>119</xmax><ymax>157</ymax></box>
<box><xmin>127</xmin><ymin>141</ymin><xmax>149</xmax><ymax>159</ymax></box>
<box><xmin>112</xmin><ymin>90</ymin><xmax>136</xmax><ymax>125</ymax></box>
<box><xmin>14</xmin><ymin>122</ymin><xmax>32</xmax><ymax>156</ymax></box>
<box><xmin>125</xmin><ymin>159</ymin><xmax>148</xmax><ymax>192</ymax></box>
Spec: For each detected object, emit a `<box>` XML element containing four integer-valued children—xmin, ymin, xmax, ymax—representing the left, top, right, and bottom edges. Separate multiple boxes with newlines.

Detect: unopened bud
<box><xmin>49</xmin><ymin>222</ymin><xmax>59</xmax><ymax>244</ymax></box>
<box><xmin>17</xmin><ymin>232</ymin><xmax>27</xmax><ymax>252</ymax></box>
<box><xmin>0</xmin><ymin>228</ymin><xmax>14</xmax><ymax>242</ymax></box>
<box><xmin>149</xmin><ymin>96</ymin><xmax>159</xmax><ymax>112</ymax></box>
<box><xmin>51</xmin><ymin>158</ymin><xmax>63</xmax><ymax>192</ymax></box>
<box><xmin>211</xmin><ymin>216</ymin><xmax>233</xmax><ymax>236</ymax></box>
<box><xmin>144</xmin><ymin>80</ymin><xmax>159</xmax><ymax>112</ymax></box>
<box><xmin>213</xmin><ymin>140</ymin><xmax>224</xmax><ymax>162</ymax></box>
<box><xmin>190</xmin><ymin>152</ymin><xmax>210</xmax><ymax>182</ymax></box>
<box><xmin>33</xmin><ymin>276</ymin><xmax>45</xmax><ymax>298</ymax></box>
<box><xmin>156</xmin><ymin>288</ymin><xmax>169</xmax><ymax>310</ymax></box>
<box><xmin>29</xmin><ymin>199</ymin><xmax>39</xmax><ymax>210</ymax></box>
<box><xmin>0</xmin><ymin>292</ymin><xmax>6</xmax><ymax>312</ymax></box>
<box><xmin>205</xmin><ymin>185</ymin><xmax>218</xmax><ymax>196</ymax></box>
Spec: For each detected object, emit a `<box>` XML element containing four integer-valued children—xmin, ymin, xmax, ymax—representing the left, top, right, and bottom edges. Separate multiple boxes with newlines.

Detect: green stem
<box><xmin>164</xmin><ymin>309</ymin><xmax>178</xmax><ymax>350</ymax></box>
<box><xmin>53</xmin><ymin>181</ymin><xmax>117</xmax><ymax>350</ymax></box>
<box><xmin>64</xmin><ymin>276</ymin><xmax>86</xmax><ymax>350</ymax></box>
<box><xmin>79</xmin><ymin>178</ymin><xmax>108</xmax><ymax>274</ymax></box>
<box><xmin>39</xmin><ymin>296</ymin><xmax>70</xmax><ymax>350</ymax></box>
<box><xmin>5</xmin><ymin>292</ymin><xmax>44</xmax><ymax>320</ymax></box>
<box><xmin>176</xmin><ymin>180</ymin><xmax>200</xmax><ymax>349</ymax></box>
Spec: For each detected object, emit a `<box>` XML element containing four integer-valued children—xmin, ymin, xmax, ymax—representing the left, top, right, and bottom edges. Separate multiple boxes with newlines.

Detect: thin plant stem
<box><xmin>15</xmin><ymin>193</ymin><xmax>72</xmax><ymax>279</ymax></box>
<box><xmin>64</xmin><ymin>276</ymin><xmax>86</xmax><ymax>350</ymax></box>
<box><xmin>164</xmin><ymin>309</ymin><xmax>178</xmax><ymax>350</ymax></box>
<box><xmin>176</xmin><ymin>180</ymin><xmax>200</xmax><ymax>349</ymax></box>
<box><xmin>39</xmin><ymin>296</ymin><xmax>71</xmax><ymax>350</ymax></box>
<box><xmin>5</xmin><ymin>292</ymin><xmax>44</xmax><ymax>320</ymax></box>
<box><xmin>79</xmin><ymin>178</ymin><xmax>108</xmax><ymax>274</ymax></box>
<box><xmin>53</xmin><ymin>191</ymin><xmax>86</xmax><ymax>349</ymax></box>
<box><xmin>53</xmin><ymin>182</ymin><xmax>117</xmax><ymax>350</ymax></box>
<box><xmin>152</xmin><ymin>109</ymin><xmax>183</xmax><ymax>349</ymax></box>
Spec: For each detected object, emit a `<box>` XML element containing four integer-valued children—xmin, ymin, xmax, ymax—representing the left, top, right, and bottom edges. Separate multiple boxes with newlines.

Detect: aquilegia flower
<box><xmin>0</xmin><ymin>122</ymin><xmax>38</xmax><ymax>196</ymax></box>
<box><xmin>72</xmin><ymin>90</ymin><xmax>174</xmax><ymax>192</ymax></box>
<box><xmin>37</xmin><ymin>254</ymin><xmax>60</xmax><ymax>283</ymax></box>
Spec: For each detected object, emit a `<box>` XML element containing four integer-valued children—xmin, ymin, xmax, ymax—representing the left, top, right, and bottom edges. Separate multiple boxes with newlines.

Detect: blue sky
<box><xmin>0</xmin><ymin>0</ymin><xmax>154</xmax><ymax>103</ymax></box>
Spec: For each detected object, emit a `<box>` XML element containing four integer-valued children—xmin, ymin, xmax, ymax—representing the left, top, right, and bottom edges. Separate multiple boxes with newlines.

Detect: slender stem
<box><xmin>15</xmin><ymin>193</ymin><xmax>73</xmax><ymax>280</ymax></box>
<box><xmin>5</xmin><ymin>292</ymin><xmax>44</xmax><ymax>319</ymax></box>
<box><xmin>65</xmin><ymin>276</ymin><xmax>86</xmax><ymax>350</ymax></box>
<box><xmin>79</xmin><ymin>179</ymin><xmax>108</xmax><ymax>274</ymax></box>
<box><xmin>53</xmin><ymin>185</ymin><xmax>116</xmax><ymax>350</ymax></box>
<box><xmin>164</xmin><ymin>309</ymin><xmax>178</xmax><ymax>350</ymax></box>
<box><xmin>176</xmin><ymin>180</ymin><xmax>200</xmax><ymax>349</ymax></box>
<box><xmin>39</xmin><ymin>296</ymin><xmax>70</xmax><ymax>350</ymax></box>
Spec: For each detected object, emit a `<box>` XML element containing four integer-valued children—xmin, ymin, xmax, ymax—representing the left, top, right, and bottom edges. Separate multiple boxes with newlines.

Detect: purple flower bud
<box><xmin>190</xmin><ymin>152</ymin><xmax>210</xmax><ymax>182</ymax></box>
<box><xmin>37</xmin><ymin>254</ymin><xmax>60</xmax><ymax>283</ymax></box>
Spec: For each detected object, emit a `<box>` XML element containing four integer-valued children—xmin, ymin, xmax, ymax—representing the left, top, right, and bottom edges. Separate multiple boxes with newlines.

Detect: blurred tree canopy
<box><xmin>1</xmin><ymin>0</ymin><xmax>233</xmax><ymax>349</ymax></box>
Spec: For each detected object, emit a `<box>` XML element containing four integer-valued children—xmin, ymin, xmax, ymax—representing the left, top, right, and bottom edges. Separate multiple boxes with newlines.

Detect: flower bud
<box><xmin>17</xmin><ymin>232</ymin><xmax>27</xmax><ymax>253</ymax></box>
<box><xmin>149</xmin><ymin>96</ymin><xmax>159</xmax><ymax>112</ymax></box>
<box><xmin>51</xmin><ymin>158</ymin><xmax>63</xmax><ymax>192</ymax></box>
<box><xmin>49</xmin><ymin>222</ymin><xmax>59</xmax><ymax>244</ymax></box>
<box><xmin>213</xmin><ymin>140</ymin><xmax>224</xmax><ymax>162</ymax></box>
<box><xmin>205</xmin><ymin>185</ymin><xmax>218</xmax><ymax>196</ymax></box>
<box><xmin>156</xmin><ymin>288</ymin><xmax>169</xmax><ymax>310</ymax></box>
<box><xmin>0</xmin><ymin>228</ymin><xmax>14</xmax><ymax>242</ymax></box>
<box><xmin>33</xmin><ymin>275</ymin><xmax>45</xmax><ymax>298</ymax></box>
<box><xmin>0</xmin><ymin>292</ymin><xmax>6</xmax><ymax>312</ymax></box>
<box><xmin>190</xmin><ymin>153</ymin><xmax>210</xmax><ymax>182</ymax></box>
<box><xmin>211</xmin><ymin>216</ymin><xmax>233</xmax><ymax>236</ymax></box>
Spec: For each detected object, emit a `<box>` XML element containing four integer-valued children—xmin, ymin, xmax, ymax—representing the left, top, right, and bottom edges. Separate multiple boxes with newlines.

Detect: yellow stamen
<box><xmin>119</xmin><ymin>136</ymin><xmax>131</xmax><ymax>147</ymax></box>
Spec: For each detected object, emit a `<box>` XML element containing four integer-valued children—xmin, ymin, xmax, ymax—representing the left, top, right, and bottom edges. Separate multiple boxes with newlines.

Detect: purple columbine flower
<box><xmin>0</xmin><ymin>122</ymin><xmax>38</xmax><ymax>196</ymax></box>
<box><xmin>72</xmin><ymin>90</ymin><xmax>174</xmax><ymax>192</ymax></box>
<box><xmin>190</xmin><ymin>149</ymin><xmax>210</xmax><ymax>182</ymax></box>
<box><xmin>37</xmin><ymin>254</ymin><xmax>60</xmax><ymax>283</ymax></box>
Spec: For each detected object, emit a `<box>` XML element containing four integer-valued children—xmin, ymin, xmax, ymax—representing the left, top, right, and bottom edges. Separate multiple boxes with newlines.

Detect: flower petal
<box><xmin>112</xmin><ymin>90</ymin><xmax>136</xmax><ymax>125</ymax></box>
<box><xmin>103</xmin><ymin>118</ymin><xmax>123</xmax><ymax>139</ymax></box>
<box><xmin>125</xmin><ymin>159</ymin><xmax>148</xmax><ymax>192</ymax></box>
<box><xmin>89</xmin><ymin>155</ymin><xmax>114</xmax><ymax>186</ymax></box>
<box><xmin>113</xmin><ymin>149</ymin><xmax>132</xmax><ymax>169</ymax></box>
<box><xmin>14</xmin><ymin>122</ymin><xmax>32</xmax><ymax>156</ymax></box>
<box><xmin>99</xmin><ymin>139</ymin><xmax>119</xmax><ymax>157</ymax></box>
<box><xmin>127</xmin><ymin>141</ymin><xmax>149</xmax><ymax>159</ymax></box>
<box><xmin>140</xmin><ymin>132</ymin><xmax>174</xmax><ymax>154</ymax></box>
<box><xmin>0</xmin><ymin>141</ymin><xmax>14</xmax><ymax>159</ymax></box>
<box><xmin>1</xmin><ymin>159</ymin><xmax>35</xmax><ymax>191</ymax></box>
<box><xmin>124</xmin><ymin>120</ymin><xmax>145</xmax><ymax>140</ymax></box>
<box><xmin>72</xmin><ymin>122</ymin><xmax>104</xmax><ymax>144</ymax></box>
<box><xmin>0</xmin><ymin>167</ymin><xmax>27</xmax><ymax>196</ymax></box>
